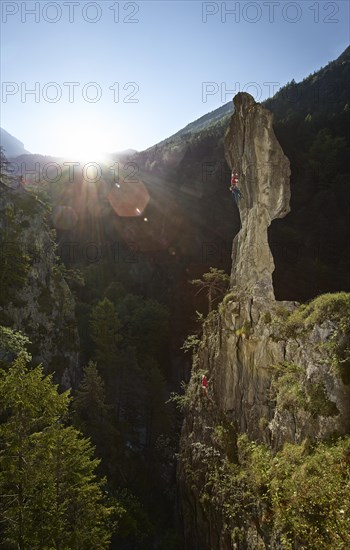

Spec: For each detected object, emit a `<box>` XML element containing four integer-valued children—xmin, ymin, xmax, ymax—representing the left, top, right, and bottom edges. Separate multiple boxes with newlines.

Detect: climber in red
<box><xmin>229</xmin><ymin>170</ymin><xmax>242</xmax><ymax>203</ymax></box>
<box><xmin>201</xmin><ymin>374</ymin><xmax>209</xmax><ymax>397</ymax></box>
<box><xmin>231</xmin><ymin>170</ymin><xmax>239</xmax><ymax>188</ymax></box>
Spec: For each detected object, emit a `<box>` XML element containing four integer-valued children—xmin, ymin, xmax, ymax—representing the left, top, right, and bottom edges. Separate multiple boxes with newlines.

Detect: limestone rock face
<box><xmin>179</xmin><ymin>298</ymin><xmax>350</xmax><ymax>549</ymax></box>
<box><xmin>178</xmin><ymin>93</ymin><xmax>350</xmax><ymax>550</ymax></box>
<box><xmin>224</xmin><ymin>92</ymin><xmax>291</xmax><ymax>298</ymax></box>
<box><xmin>0</xmin><ymin>184</ymin><xmax>80</xmax><ymax>387</ymax></box>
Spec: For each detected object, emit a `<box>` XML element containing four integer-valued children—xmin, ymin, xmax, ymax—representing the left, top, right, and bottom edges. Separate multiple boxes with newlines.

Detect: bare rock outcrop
<box><xmin>224</xmin><ymin>92</ymin><xmax>290</xmax><ymax>298</ymax></box>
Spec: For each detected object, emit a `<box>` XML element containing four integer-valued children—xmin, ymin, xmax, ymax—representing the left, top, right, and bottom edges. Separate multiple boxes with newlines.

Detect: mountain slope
<box><xmin>265</xmin><ymin>44</ymin><xmax>350</xmax><ymax>118</ymax></box>
<box><xmin>0</xmin><ymin>127</ymin><xmax>30</xmax><ymax>157</ymax></box>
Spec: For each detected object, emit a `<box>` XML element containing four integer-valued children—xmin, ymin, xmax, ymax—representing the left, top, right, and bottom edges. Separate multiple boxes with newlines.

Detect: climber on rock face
<box><xmin>232</xmin><ymin>187</ymin><xmax>242</xmax><ymax>202</ymax></box>
<box><xmin>201</xmin><ymin>375</ymin><xmax>209</xmax><ymax>397</ymax></box>
<box><xmin>229</xmin><ymin>170</ymin><xmax>242</xmax><ymax>203</ymax></box>
<box><xmin>231</xmin><ymin>171</ymin><xmax>239</xmax><ymax>187</ymax></box>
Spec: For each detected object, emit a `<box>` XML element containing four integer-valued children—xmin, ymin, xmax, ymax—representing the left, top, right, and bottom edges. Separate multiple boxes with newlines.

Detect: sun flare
<box><xmin>53</xmin><ymin>118</ymin><xmax>119</xmax><ymax>162</ymax></box>
<box><xmin>59</xmin><ymin>131</ymin><xmax>107</xmax><ymax>162</ymax></box>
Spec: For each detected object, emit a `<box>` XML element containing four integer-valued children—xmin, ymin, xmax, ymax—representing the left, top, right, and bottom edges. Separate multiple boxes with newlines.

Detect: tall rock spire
<box><xmin>224</xmin><ymin>92</ymin><xmax>291</xmax><ymax>299</ymax></box>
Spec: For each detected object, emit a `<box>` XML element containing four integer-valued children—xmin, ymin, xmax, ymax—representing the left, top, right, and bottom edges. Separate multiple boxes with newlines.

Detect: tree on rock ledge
<box><xmin>191</xmin><ymin>267</ymin><xmax>230</xmax><ymax>313</ymax></box>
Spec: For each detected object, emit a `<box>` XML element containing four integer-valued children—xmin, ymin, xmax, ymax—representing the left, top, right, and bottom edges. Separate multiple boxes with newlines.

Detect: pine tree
<box><xmin>72</xmin><ymin>361</ymin><xmax>121</xmax><ymax>480</ymax></box>
<box><xmin>89</xmin><ymin>298</ymin><xmax>124</xmax><ymax>409</ymax></box>
<box><xmin>73</xmin><ymin>361</ymin><xmax>109</xmax><ymax>423</ymax></box>
<box><xmin>0</xmin><ymin>325</ymin><xmax>31</xmax><ymax>366</ymax></box>
<box><xmin>90</xmin><ymin>298</ymin><xmax>123</xmax><ymax>368</ymax></box>
<box><xmin>0</xmin><ymin>355</ymin><xmax>113</xmax><ymax>549</ymax></box>
<box><xmin>190</xmin><ymin>267</ymin><xmax>230</xmax><ymax>312</ymax></box>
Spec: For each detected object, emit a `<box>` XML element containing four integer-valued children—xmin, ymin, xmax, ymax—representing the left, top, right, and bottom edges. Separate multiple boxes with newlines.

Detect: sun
<box><xmin>59</xmin><ymin>126</ymin><xmax>106</xmax><ymax>162</ymax></box>
<box><xmin>52</xmin><ymin>117</ymin><xmax>118</xmax><ymax>162</ymax></box>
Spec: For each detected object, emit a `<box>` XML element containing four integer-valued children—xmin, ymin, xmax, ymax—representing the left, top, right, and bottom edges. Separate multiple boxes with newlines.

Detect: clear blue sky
<box><xmin>1</xmin><ymin>0</ymin><xmax>349</xmax><ymax>157</ymax></box>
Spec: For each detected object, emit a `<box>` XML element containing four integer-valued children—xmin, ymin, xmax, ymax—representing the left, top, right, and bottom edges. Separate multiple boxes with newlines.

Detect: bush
<box><xmin>289</xmin><ymin>292</ymin><xmax>350</xmax><ymax>328</ymax></box>
<box><xmin>271</xmin><ymin>437</ymin><xmax>350</xmax><ymax>549</ymax></box>
<box><xmin>180</xmin><ymin>428</ymin><xmax>350</xmax><ymax>549</ymax></box>
<box><xmin>269</xmin><ymin>362</ymin><xmax>338</xmax><ymax>417</ymax></box>
<box><xmin>277</xmin><ymin>292</ymin><xmax>350</xmax><ymax>337</ymax></box>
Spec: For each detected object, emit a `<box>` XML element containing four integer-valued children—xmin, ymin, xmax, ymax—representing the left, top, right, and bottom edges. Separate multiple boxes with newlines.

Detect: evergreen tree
<box><xmin>89</xmin><ymin>298</ymin><xmax>124</xmax><ymax>409</ymax></box>
<box><xmin>73</xmin><ymin>361</ymin><xmax>109</xmax><ymax>425</ymax></box>
<box><xmin>190</xmin><ymin>267</ymin><xmax>230</xmax><ymax>312</ymax></box>
<box><xmin>72</xmin><ymin>361</ymin><xmax>121</xmax><ymax>482</ymax></box>
<box><xmin>0</xmin><ymin>326</ymin><xmax>31</xmax><ymax>367</ymax></box>
<box><xmin>115</xmin><ymin>294</ymin><xmax>170</xmax><ymax>362</ymax></box>
<box><xmin>0</xmin><ymin>356</ymin><xmax>113</xmax><ymax>549</ymax></box>
<box><xmin>90</xmin><ymin>298</ymin><xmax>123</xmax><ymax>369</ymax></box>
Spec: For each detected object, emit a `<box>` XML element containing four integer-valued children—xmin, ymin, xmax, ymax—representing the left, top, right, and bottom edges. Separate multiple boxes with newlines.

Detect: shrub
<box><xmin>269</xmin><ymin>362</ymin><xmax>338</xmax><ymax>417</ymax></box>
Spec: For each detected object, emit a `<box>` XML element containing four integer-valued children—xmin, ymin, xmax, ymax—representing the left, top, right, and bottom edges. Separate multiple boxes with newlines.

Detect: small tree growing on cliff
<box><xmin>190</xmin><ymin>268</ymin><xmax>230</xmax><ymax>313</ymax></box>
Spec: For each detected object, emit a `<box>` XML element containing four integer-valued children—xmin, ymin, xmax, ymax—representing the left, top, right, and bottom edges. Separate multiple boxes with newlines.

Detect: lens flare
<box><xmin>107</xmin><ymin>179</ymin><xmax>149</xmax><ymax>217</ymax></box>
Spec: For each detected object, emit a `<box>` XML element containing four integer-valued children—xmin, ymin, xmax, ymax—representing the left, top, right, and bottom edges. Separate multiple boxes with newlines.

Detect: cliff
<box><xmin>178</xmin><ymin>93</ymin><xmax>350</xmax><ymax>549</ymax></box>
<box><xmin>224</xmin><ymin>92</ymin><xmax>290</xmax><ymax>298</ymax></box>
<box><xmin>0</xmin><ymin>179</ymin><xmax>79</xmax><ymax>387</ymax></box>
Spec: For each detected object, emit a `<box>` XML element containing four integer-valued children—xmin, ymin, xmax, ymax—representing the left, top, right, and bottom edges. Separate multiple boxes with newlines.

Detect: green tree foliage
<box><xmin>86</xmin><ymin>292</ymin><xmax>174</xmax><ymax>543</ymax></box>
<box><xmin>263</xmin><ymin>51</ymin><xmax>350</xmax><ymax>300</ymax></box>
<box><xmin>89</xmin><ymin>297</ymin><xmax>130</xmax><ymax>423</ymax></box>
<box><xmin>88</xmin><ymin>295</ymin><xmax>171</xmax><ymax>464</ymax></box>
<box><xmin>0</xmin><ymin>326</ymin><xmax>31</xmax><ymax>367</ymax></box>
<box><xmin>73</xmin><ymin>361</ymin><xmax>109</xmax><ymax>427</ymax></box>
<box><xmin>111</xmin><ymin>489</ymin><xmax>155</xmax><ymax>550</ymax></box>
<box><xmin>191</xmin><ymin>267</ymin><xmax>230</xmax><ymax>313</ymax></box>
<box><xmin>90</xmin><ymin>298</ymin><xmax>123</xmax><ymax>382</ymax></box>
<box><xmin>104</xmin><ymin>281</ymin><xmax>126</xmax><ymax>304</ymax></box>
<box><xmin>72</xmin><ymin>361</ymin><xmax>121</xmax><ymax>481</ymax></box>
<box><xmin>115</xmin><ymin>294</ymin><xmax>170</xmax><ymax>361</ymax></box>
<box><xmin>307</xmin><ymin>128</ymin><xmax>349</xmax><ymax>185</ymax></box>
<box><xmin>0</xmin><ymin>356</ymin><xmax>113</xmax><ymax>549</ymax></box>
<box><xmin>270</xmin><ymin>438</ymin><xmax>350</xmax><ymax>549</ymax></box>
<box><xmin>268</xmin><ymin>361</ymin><xmax>338</xmax><ymax>418</ymax></box>
<box><xmin>181</xmin><ymin>428</ymin><xmax>350</xmax><ymax>549</ymax></box>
